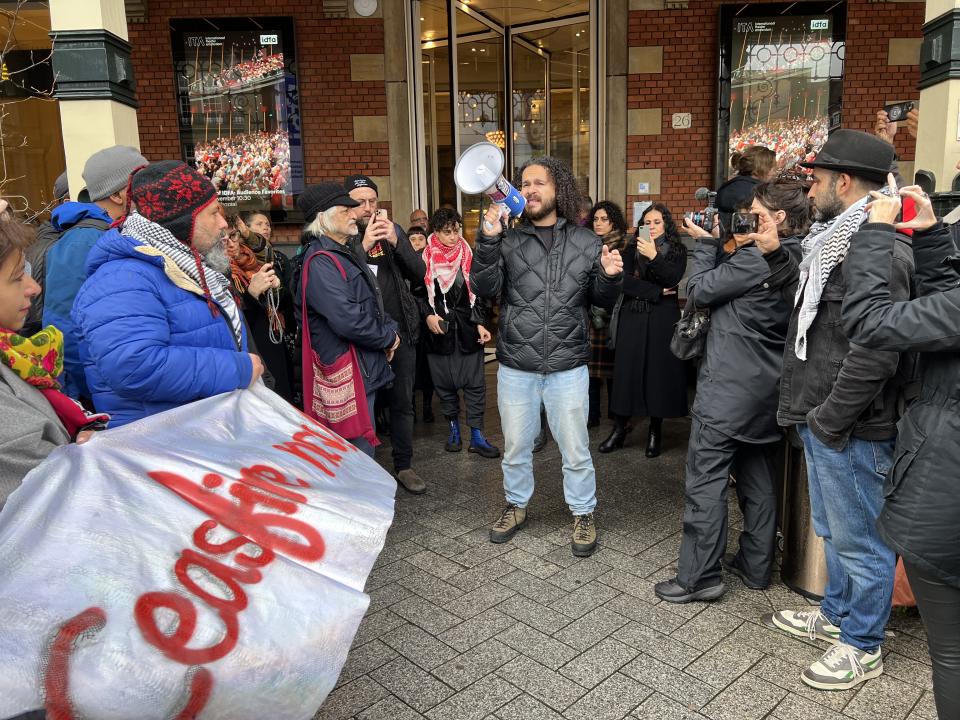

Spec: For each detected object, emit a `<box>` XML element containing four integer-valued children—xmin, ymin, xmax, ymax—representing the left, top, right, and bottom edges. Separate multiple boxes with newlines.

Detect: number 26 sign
<box><xmin>672</xmin><ymin>113</ymin><xmax>692</xmax><ymax>129</ymax></box>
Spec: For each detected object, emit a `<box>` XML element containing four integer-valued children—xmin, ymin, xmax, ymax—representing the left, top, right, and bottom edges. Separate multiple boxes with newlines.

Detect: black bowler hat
<box><xmin>798</xmin><ymin>129</ymin><xmax>896</xmax><ymax>184</ymax></box>
<box><xmin>297</xmin><ymin>182</ymin><xmax>360</xmax><ymax>224</ymax></box>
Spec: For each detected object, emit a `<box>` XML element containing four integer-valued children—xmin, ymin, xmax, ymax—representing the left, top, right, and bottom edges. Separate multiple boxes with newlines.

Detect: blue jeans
<box><xmin>497</xmin><ymin>364</ymin><xmax>596</xmax><ymax>515</ymax></box>
<box><xmin>796</xmin><ymin>423</ymin><xmax>896</xmax><ymax>651</ymax></box>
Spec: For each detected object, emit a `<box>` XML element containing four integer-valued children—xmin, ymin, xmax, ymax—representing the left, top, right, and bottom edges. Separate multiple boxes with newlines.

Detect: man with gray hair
<box><xmin>294</xmin><ymin>182</ymin><xmax>400</xmax><ymax>457</ymax></box>
<box><xmin>43</xmin><ymin>145</ymin><xmax>147</xmax><ymax>401</ymax></box>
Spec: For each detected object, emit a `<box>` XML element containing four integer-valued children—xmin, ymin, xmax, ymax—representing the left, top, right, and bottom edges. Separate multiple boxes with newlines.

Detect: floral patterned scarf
<box><xmin>0</xmin><ymin>325</ymin><xmax>63</xmax><ymax>389</ymax></box>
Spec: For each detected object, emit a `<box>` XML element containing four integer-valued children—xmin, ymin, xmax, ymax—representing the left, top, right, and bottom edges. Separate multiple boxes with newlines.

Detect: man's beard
<box><xmin>524</xmin><ymin>196</ymin><xmax>557</xmax><ymax>222</ymax></box>
<box><xmin>202</xmin><ymin>241</ymin><xmax>231</xmax><ymax>275</ymax></box>
<box><xmin>812</xmin><ymin>195</ymin><xmax>844</xmax><ymax>223</ymax></box>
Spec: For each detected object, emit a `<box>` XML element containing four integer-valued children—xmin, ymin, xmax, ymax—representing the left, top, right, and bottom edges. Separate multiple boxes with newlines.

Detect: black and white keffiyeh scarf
<box><xmin>122</xmin><ymin>212</ymin><xmax>244</xmax><ymax>346</ymax></box>
<box><xmin>793</xmin><ymin>187</ymin><xmax>894</xmax><ymax>361</ymax></box>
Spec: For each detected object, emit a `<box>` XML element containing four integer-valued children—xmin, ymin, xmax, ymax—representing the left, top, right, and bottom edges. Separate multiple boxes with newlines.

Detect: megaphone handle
<box><xmin>483</xmin><ymin>203</ymin><xmax>508</xmax><ymax>232</ymax></box>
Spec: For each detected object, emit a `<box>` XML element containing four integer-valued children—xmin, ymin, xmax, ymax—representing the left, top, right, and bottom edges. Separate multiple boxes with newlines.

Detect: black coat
<box><xmin>416</xmin><ymin>272</ymin><xmax>489</xmax><ymax>356</ymax></box>
<box><xmin>295</xmin><ymin>234</ymin><xmax>398</xmax><ymax>394</ymax></box>
<box><xmin>775</xmin><ymin>229</ymin><xmax>914</xmax><ymax>450</ymax></box>
<box><xmin>472</xmin><ymin>218</ymin><xmax>621</xmax><ymax>374</ymax></box>
<box><xmin>843</xmin><ymin>221</ymin><xmax>960</xmax><ymax>588</ymax></box>
<box><xmin>688</xmin><ymin>236</ymin><xmax>800</xmax><ymax>443</ymax></box>
<box><xmin>610</xmin><ymin>236</ymin><xmax>688</xmax><ymax>419</ymax></box>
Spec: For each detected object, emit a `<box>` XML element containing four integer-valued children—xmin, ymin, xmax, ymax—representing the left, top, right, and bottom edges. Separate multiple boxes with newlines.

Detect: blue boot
<box><xmin>445</xmin><ymin>420</ymin><xmax>462</xmax><ymax>452</ymax></box>
<box><xmin>468</xmin><ymin>427</ymin><xmax>500</xmax><ymax>458</ymax></box>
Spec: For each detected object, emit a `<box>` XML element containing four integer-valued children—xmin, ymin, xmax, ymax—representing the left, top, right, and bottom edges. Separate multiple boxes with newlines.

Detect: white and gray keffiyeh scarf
<box><xmin>793</xmin><ymin>187</ymin><xmax>894</xmax><ymax>361</ymax></box>
<box><xmin>122</xmin><ymin>212</ymin><xmax>244</xmax><ymax>346</ymax></box>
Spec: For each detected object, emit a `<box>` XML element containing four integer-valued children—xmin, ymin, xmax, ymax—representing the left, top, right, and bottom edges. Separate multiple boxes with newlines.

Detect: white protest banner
<box><xmin>0</xmin><ymin>383</ymin><xmax>396</xmax><ymax>720</ymax></box>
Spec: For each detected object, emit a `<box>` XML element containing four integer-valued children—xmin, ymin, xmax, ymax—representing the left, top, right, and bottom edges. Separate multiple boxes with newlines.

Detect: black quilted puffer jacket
<box><xmin>472</xmin><ymin>218</ymin><xmax>622</xmax><ymax>374</ymax></box>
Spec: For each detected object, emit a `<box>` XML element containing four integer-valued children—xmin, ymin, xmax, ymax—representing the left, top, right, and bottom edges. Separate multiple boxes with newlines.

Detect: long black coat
<box><xmin>687</xmin><ymin>236</ymin><xmax>801</xmax><ymax>443</ymax></box>
<box><xmin>610</xmin><ymin>236</ymin><xmax>688</xmax><ymax>418</ymax></box>
<box><xmin>472</xmin><ymin>218</ymin><xmax>621</xmax><ymax>374</ymax></box>
<box><xmin>843</xmin><ymin>221</ymin><xmax>960</xmax><ymax>588</ymax></box>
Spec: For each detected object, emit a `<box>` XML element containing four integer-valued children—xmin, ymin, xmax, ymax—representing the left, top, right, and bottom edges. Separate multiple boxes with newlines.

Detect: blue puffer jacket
<box><xmin>42</xmin><ymin>202</ymin><xmax>112</xmax><ymax>399</ymax></box>
<box><xmin>72</xmin><ymin>229</ymin><xmax>253</xmax><ymax>427</ymax></box>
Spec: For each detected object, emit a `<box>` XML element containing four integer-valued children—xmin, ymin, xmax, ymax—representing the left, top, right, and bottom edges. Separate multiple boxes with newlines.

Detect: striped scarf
<box><xmin>122</xmin><ymin>213</ymin><xmax>243</xmax><ymax>346</ymax></box>
<box><xmin>793</xmin><ymin>187</ymin><xmax>893</xmax><ymax>361</ymax></box>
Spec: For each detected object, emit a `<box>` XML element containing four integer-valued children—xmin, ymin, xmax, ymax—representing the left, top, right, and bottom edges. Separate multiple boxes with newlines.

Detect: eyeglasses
<box><xmin>24</xmin><ymin>260</ymin><xmax>32</xmax><ymax>278</ymax></box>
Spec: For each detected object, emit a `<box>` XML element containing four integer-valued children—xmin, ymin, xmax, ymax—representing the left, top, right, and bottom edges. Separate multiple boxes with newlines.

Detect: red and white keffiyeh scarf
<box><xmin>423</xmin><ymin>233</ymin><xmax>475</xmax><ymax>313</ymax></box>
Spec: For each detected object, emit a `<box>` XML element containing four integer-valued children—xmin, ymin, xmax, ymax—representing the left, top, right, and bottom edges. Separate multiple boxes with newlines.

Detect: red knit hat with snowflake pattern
<box><xmin>128</xmin><ymin>160</ymin><xmax>218</xmax><ymax>244</ymax></box>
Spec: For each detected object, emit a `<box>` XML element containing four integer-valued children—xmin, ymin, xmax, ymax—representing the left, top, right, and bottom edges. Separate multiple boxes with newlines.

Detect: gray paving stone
<box><xmin>562</xmin><ymin>671</ymin><xmax>652</xmax><ymax>720</ymax></box>
<box><xmin>501</xmin><ymin>548</ymin><xmax>564</xmax><ymax>579</ymax></box>
<box><xmin>621</xmin><ymin>653</ymin><xmax>716</xmax><ymax>710</ymax></box>
<box><xmin>448</xmin><ymin>558</ymin><xmax>516</xmax><ymax>592</ymax></box>
<box><xmin>496</xmin><ymin>655</ymin><xmax>587</xmax><ymax>711</ymax></box>
<box><xmin>406</xmin><ymin>549</ymin><xmax>467</xmax><ymax>580</ymax></box>
<box><xmin>370</xmin><ymin>656</ymin><xmax>455</xmax><ymax>713</ymax></box>
<box><xmin>552</xmin><ymin>606</ymin><xmax>629</xmax><ymax>651</ymax></box>
<box><xmin>631</xmin><ymin>691</ymin><xmax>709</xmax><ymax>719</ymax></box>
<box><xmin>603</xmin><ymin>593</ymin><xmax>688</xmax><ymax>634</ymax></box>
<box><xmin>431</xmin><ymin>639</ymin><xmax>519</xmax><ymax>691</ymax></box>
<box><xmin>670</xmin><ymin>607</ymin><xmax>743</xmax><ymax>652</ymax></box>
<box><xmin>548</xmin><ymin>579</ymin><xmax>621</xmax><ymax>619</ymax></box>
<box><xmin>599</xmin><ymin>531</ymin><xmax>646</xmax><ymax>557</ymax></box>
<box><xmin>701</xmin><ymin>673</ymin><xmax>786</xmax><ymax>720</ymax></box>
<box><xmin>510</xmin><ymin>531</ymin><xmax>564</xmax><ymax>555</ymax></box>
<box><xmin>613</xmin><ymin>621</ymin><xmax>703</xmax><ymax>670</ymax></box>
<box><xmin>496</xmin><ymin>622</ymin><xmax>580</xmax><ymax>671</ymax></box>
<box><xmin>906</xmin><ymin>690</ymin><xmax>937</xmax><ymax>720</ymax></box>
<box><xmin>315</xmin><ymin>676</ymin><xmax>390</xmax><ymax>720</ymax></box>
<box><xmin>492</xmin><ymin>693</ymin><xmax>565</xmax><ymax>720</ymax></box>
<box><xmin>747</xmin><ymin>654</ymin><xmax>855</xmax><ymax>713</ymax></box>
<box><xmin>684</xmin><ymin>635</ymin><xmax>764</xmax><ymax>689</ymax></box>
<box><xmin>366</xmin><ymin>560</ymin><xmax>417</xmax><ymax>591</ymax></box>
<box><xmin>595</xmin><ymin>567</ymin><xmax>656</xmax><ymax>599</ymax></box>
<box><xmin>495</xmin><ymin>594</ymin><xmax>573</xmax><ymax>634</ymax></box>
<box><xmin>439</xmin><ymin>609</ymin><xmax>517</xmax><ymax>653</ymax></box>
<box><xmin>547</xmin><ymin>558</ymin><xmax>610</xmax><ymax>592</ymax></box>
<box><xmin>592</xmin><ymin>547</ymin><xmax>661</xmax><ymax>579</ymax></box>
<box><xmin>356</xmin><ymin>696</ymin><xmax>426</xmax><ymax>720</ymax></box>
<box><xmin>885</xmin><ymin>630</ymin><xmax>935</xmax><ymax>666</ymax></box>
<box><xmin>498</xmin><ymin>568</ymin><xmax>568</xmax><ymax>604</ymax></box>
<box><xmin>353</xmin><ymin>609</ymin><xmax>407</xmax><ymax>647</ymax></box>
<box><xmin>366</xmin><ymin>581</ymin><xmax>414</xmax><ymax>614</ymax></box>
<box><xmin>398</xmin><ymin>569</ymin><xmax>466</xmax><ymax>605</ymax></box>
<box><xmin>390</xmin><ymin>595</ymin><xmax>463</xmax><ymax>635</ymax></box>
<box><xmin>382</xmin><ymin>623</ymin><xmax>459</xmax><ymax>671</ymax></box>
<box><xmin>337</xmin><ymin>639</ymin><xmax>398</xmax><ymax>687</ymax></box>
<box><xmin>770</xmin><ymin>693</ymin><xmax>848</xmax><ymax>720</ymax></box>
<box><xmin>842</xmin><ymin>674</ymin><xmax>923</xmax><ymax>720</ymax></box>
<box><xmin>450</xmin><ymin>542</ymin><xmax>512</xmax><ymax>568</ymax></box>
<box><xmin>409</xmin><ymin>530</ymin><xmax>473</xmax><ymax>559</ymax></box>
<box><xmin>558</xmin><ymin>637</ymin><xmax>639</xmax><ymax>689</ymax></box>
<box><xmin>883</xmin><ymin>651</ymin><xmax>934</xmax><ymax>690</ymax></box>
<box><xmin>443</xmin><ymin>582</ymin><xmax>516</xmax><ymax>620</ymax></box>
<box><xmin>426</xmin><ymin>674</ymin><xmax>522</xmax><ymax>720</ymax></box>
<box><xmin>726</xmin><ymin>622</ymin><xmax>822</xmax><ymax>666</ymax></box>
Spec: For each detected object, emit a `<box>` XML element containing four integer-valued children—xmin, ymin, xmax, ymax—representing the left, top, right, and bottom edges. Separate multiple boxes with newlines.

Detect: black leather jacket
<box><xmin>843</xmin><ymin>222</ymin><xmax>960</xmax><ymax>587</ymax></box>
<box><xmin>772</xmin><ymin>228</ymin><xmax>914</xmax><ymax>450</ymax></box>
<box><xmin>472</xmin><ymin>217</ymin><xmax>622</xmax><ymax>374</ymax></box>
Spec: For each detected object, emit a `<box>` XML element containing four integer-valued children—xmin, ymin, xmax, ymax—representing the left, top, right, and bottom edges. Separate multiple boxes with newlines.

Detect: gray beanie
<box><xmin>82</xmin><ymin>145</ymin><xmax>148</xmax><ymax>202</ymax></box>
<box><xmin>53</xmin><ymin>171</ymin><xmax>69</xmax><ymax>201</ymax></box>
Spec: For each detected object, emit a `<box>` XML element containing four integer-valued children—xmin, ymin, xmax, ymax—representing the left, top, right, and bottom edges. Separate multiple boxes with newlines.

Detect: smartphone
<box><xmin>375</xmin><ymin>208</ymin><xmax>389</xmax><ymax>222</ymax></box>
<box><xmin>636</xmin><ymin>226</ymin><xmax>651</xmax><ymax>242</ymax></box>
<box><xmin>438</xmin><ymin>319</ymin><xmax>449</xmax><ymax>333</ymax></box>
<box><xmin>732</xmin><ymin>212</ymin><xmax>759</xmax><ymax>235</ymax></box>
<box><xmin>883</xmin><ymin>101</ymin><xmax>915</xmax><ymax>123</ymax></box>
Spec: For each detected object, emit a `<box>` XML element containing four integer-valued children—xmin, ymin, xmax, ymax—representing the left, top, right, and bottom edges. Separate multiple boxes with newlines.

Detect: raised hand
<box><xmin>600</xmin><ymin>244</ymin><xmax>624</xmax><ymax>276</ymax></box>
<box><xmin>481</xmin><ymin>203</ymin><xmax>508</xmax><ymax>236</ymax></box>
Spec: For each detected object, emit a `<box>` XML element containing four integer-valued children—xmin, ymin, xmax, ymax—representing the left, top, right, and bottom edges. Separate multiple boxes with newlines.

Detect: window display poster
<box><xmin>727</xmin><ymin>14</ymin><xmax>842</xmax><ymax>172</ymax></box>
<box><xmin>170</xmin><ymin>17</ymin><xmax>304</xmax><ymax>212</ymax></box>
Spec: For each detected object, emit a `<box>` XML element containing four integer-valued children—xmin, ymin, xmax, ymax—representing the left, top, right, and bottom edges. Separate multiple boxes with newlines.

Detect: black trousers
<box><xmin>677</xmin><ymin>417</ymin><xmax>778</xmax><ymax>589</ymax></box>
<box><xmin>428</xmin><ymin>345</ymin><xmax>485</xmax><ymax>428</ymax></box>
<box><xmin>904</xmin><ymin>561</ymin><xmax>960</xmax><ymax>720</ymax></box>
<box><xmin>588</xmin><ymin>377</ymin><xmax>614</xmax><ymax>421</ymax></box>
<box><xmin>385</xmin><ymin>342</ymin><xmax>416</xmax><ymax>471</ymax></box>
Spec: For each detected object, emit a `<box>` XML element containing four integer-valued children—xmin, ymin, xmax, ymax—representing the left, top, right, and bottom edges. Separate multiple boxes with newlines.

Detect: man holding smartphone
<box><xmin>345</xmin><ymin>174</ymin><xmax>428</xmax><ymax>495</ymax></box>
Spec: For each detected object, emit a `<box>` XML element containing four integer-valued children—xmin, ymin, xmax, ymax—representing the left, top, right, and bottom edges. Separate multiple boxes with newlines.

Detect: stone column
<box><xmin>914</xmin><ymin>0</ymin><xmax>960</xmax><ymax>190</ymax></box>
<box><xmin>49</xmin><ymin>0</ymin><xmax>139</xmax><ymax>199</ymax></box>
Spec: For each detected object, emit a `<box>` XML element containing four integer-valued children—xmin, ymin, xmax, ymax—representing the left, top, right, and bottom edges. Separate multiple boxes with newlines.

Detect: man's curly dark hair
<box><xmin>517</xmin><ymin>156</ymin><xmax>582</xmax><ymax>224</ymax></box>
<box><xmin>587</xmin><ymin>201</ymin><xmax>628</xmax><ymax>236</ymax></box>
<box><xmin>429</xmin><ymin>206</ymin><xmax>462</xmax><ymax>234</ymax></box>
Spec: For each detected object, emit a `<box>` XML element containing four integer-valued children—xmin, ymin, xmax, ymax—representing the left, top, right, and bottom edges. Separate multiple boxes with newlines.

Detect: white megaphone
<box><xmin>453</xmin><ymin>142</ymin><xmax>526</xmax><ymax>218</ymax></box>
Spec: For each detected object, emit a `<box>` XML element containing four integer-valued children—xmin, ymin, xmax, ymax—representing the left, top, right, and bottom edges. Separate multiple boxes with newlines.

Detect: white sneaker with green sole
<box><xmin>771</xmin><ymin>608</ymin><xmax>841</xmax><ymax>644</ymax></box>
<box><xmin>801</xmin><ymin>642</ymin><xmax>882</xmax><ymax>690</ymax></box>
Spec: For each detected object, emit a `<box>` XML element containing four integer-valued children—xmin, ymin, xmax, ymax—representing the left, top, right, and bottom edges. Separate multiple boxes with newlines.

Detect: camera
<box><xmin>883</xmin><ymin>101</ymin><xmax>915</xmax><ymax>123</ymax></box>
<box><xmin>731</xmin><ymin>212</ymin><xmax>759</xmax><ymax>235</ymax></box>
<box><xmin>685</xmin><ymin>209</ymin><xmax>717</xmax><ymax>232</ymax></box>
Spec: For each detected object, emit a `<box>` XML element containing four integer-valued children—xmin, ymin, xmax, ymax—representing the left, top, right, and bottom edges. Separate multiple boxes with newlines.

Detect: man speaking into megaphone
<box><xmin>471</xmin><ymin>156</ymin><xmax>623</xmax><ymax>558</ymax></box>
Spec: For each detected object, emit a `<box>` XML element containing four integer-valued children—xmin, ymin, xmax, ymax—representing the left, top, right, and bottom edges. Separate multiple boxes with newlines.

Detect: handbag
<box><xmin>670</xmin><ymin>288</ymin><xmax>710</xmax><ymax>361</ymax></box>
<box><xmin>300</xmin><ymin>249</ymin><xmax>379</xmax><ymax>447</ymax></box>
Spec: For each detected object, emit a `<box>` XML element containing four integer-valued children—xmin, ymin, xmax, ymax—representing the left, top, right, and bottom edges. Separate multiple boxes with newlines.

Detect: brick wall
<box><xmin>128</xmin><ymin>1</ymin><xmax>390</xmax><ymax>241</ymax></box>
<box><xmin>625</xmin><ymin>0</ymin><xmax>924</xmax><ymax>223</ymax></box>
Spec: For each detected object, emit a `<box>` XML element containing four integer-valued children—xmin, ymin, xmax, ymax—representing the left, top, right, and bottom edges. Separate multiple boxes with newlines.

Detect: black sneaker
<box><xmin>722</xmin><ymin>553</ymin><xmax>768</xmax><ymax>590</ymax></box>
<box><xmin>654</xmin><ymin>577</ymin><xmax>726</xmax><ymax>604</ymax></box>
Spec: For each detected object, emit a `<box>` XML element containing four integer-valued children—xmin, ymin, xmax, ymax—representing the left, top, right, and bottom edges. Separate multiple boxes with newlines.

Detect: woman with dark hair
<box><xmin>600</xmin><ymin>203</ymin><xmax>688</xmax><ymax>457</ymax></box>
<box><xmin>586</xmin><ymin>201</ymin><xmax>628</xmax><ymax>426</ymax></box>
<box><xmin>420</xmin><ymin>207</ymin><xmax>498</xmax><ymax>458</ymax></box>
<box><xmin>716</xmin><ymin>145</ymin><xmax>777</xmax><ymax>231</ymax></box>
<box><xmin>655</xmin><ymin>179</ymin><xmax>808</xmax><ymax>603</ymax></box>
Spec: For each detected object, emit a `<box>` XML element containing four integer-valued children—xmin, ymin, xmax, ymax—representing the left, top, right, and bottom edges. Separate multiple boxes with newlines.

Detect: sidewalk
<box><xmin>317</xmin><ymin>366</ymin><xmax>934</xmax><ymax>720</ymax></box>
